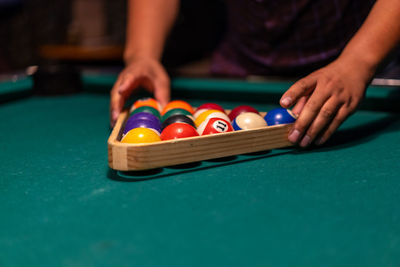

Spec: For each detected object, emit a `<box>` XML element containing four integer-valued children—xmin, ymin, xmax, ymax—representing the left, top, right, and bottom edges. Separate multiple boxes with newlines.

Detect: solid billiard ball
<box><xmin>194</xmin><ymin>109</ymin><xmax>230</xmax><ymax>128</ymax></box>
<box><xmin>123</xmin><ymin>118</ymin><xmax>162</xmax><ymax>135</ymax></box>
<box><xmin>128</xmin><ymin>112</ymin><xmax>160</xmax><ymax>124</ymax></box>
<box><xmin>197</xmin><ymin>118</ymin><xmax>233</xmax><ymax>135</ymax></box>
<box><xmin>232</xmin><ymin>112</ymin><xmax>267</xmax><ymax>130</ymax></box>
<box><xmin>161</xmin><ymin>108</ymin><xmax>193</xmax><ymax>123</ymax></box>
<box><xmin>160</xmin><ymin>123</ymin><xmax>199</xmax><ymax>140</ymax></box>
<box><xmin>264</xmin><ymin>108</ymin><xmax>297</xmax><ymax>125</ymax></box>
<box><xmin>121</xmin><ymin>128</ymin><xmax>161</xmax><ymax>143</ymax></box>
<box><xmin>228</xmin><ymin>105</ymin><xmax>259</xmax><ymax>121</ymax></box>
<box><xmin>162</xmin><ymin>114</ymin><xmax>195</xmax><ymax>130</ymax></box>
<box><xmin>162</xmin><ymin>100</ymin><xmax>194</xmax><ymax>115</ymax></box>
<box><xmin>130</xmin><ymin>106</ymin><xmax>161</xmax><ymax>120</ymax></box>
<box><xmin>131</xmin><ymin>98</ymin><xmax>161</xmax><ymax>112</ymax></box>
<box><xmin>196</xmin><ymin>103</ymin><xmax>225</xmax><ymax>113</ymax></box>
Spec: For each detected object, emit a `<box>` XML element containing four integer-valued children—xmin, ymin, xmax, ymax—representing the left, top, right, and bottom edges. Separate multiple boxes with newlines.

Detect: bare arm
<box><xmin>124</xmin><ymin>0</ymin><xmax>180</xmax><ymax>62</ymax></box>
<box><xmin>110</xmin><ymin>0</ymin><xmax>180</xmax><ymax>126</ymax></box>
<box><xmin>339</xmin><ymin>0</ymin><xmax>400</xmax><ymax>74</ymax></box>
<box><xmin>281</xmin><ymin>0</ymin><xmax>400</xmax><ymax>147</ymax></box>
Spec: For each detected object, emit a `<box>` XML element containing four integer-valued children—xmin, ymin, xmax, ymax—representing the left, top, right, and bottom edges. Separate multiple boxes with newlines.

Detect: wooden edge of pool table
<box><xmin>108</xmin><ymin>110</ymin><xmax>294</xmax><ymax>171</ymax></box>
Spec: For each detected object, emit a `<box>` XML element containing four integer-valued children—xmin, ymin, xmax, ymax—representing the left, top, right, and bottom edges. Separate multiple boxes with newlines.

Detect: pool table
<box><xmin>1</xmin><ymin>71</ymin><xmax>400</xmax><ymax>266</ymax></box>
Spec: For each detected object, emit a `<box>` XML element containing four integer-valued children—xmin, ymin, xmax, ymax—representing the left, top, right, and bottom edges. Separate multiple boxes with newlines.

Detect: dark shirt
<box><xmin>211</xmin><ymin>0</ymin><xmax>376</xmax><ymax>77</ymax></box>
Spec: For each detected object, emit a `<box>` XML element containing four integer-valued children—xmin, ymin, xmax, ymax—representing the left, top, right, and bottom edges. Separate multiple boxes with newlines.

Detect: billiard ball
<box><xmin>264</xmin><ymin>108</ymin><xmax>297</xmax><ymax>125</ymax></box>
<box><xmin>193</xmin><ymin>109</ymin><xmax>208</xmax><ymax>119</ymax></box>
<box><xmin>196</xmin><ymin>103</ymin><xmax>225</xmax><ymax>113</ymax></box>
<box><xmin>130</xmin><ymin>106</ymin><xmax>161</xmax><ymax>120</ymax></box>
<box><xmin>160</xmin><ymin>123</ymin><xmax>199</xmax><ymax>140</ymax></box>
<box><xmin>162</xmin><ymin>100</ymin><xmax>194</xmax><ymax>115</ymax></box>
<box><xmin>193</xmin><ymin>104</ymin><xmax>226</xmax><ymax>119</ymax></box>
<box><xmin>194</xmin><ymin>109</ymin><xmax>230</xmax><ymax>128</ymax></box>
<box><xmin>197</xmin><ymin>118</ymin><xmax>233</xmax><ymax>135</ymax></box>
<box><xmin>232</xmin><ymin>112</ymin><xmax>267</xmax><ymax>130</ymax></box>
<box><xmin>128</xmin><ymin>112</ymin><xmax>160</xmax><ymax>124</ymax></box>
<box><xmin>131</xmin><ymin>98</ymin><xmax>161</xmax><ymax>112</ymax></box>
<box><xmin>228</xmin><ymin>105</ymin><xmax>259</xmax><ymax>121</ymax></box>
<box><xmin>161</xmin><ymin>108</ymin><xmax>193</xmax><ymax>123</ymax></box>
<box><xmin>123</xmin><ymin>118</ymin><xmax>162</xmax><ymax>135</ymax></box>
<box><xmin>121</xmin><ymin>128</ymin><xmax>161</xmax><ymax>143</ymax></box>
<box><xmin>162</xmin><ymin>114</ymin><xmax>195</xmax><ymax>130</ymax></box>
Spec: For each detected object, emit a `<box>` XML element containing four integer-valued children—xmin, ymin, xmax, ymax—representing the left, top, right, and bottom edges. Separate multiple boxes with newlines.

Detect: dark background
<box><xmin>0</xmin><ymin>0</ymin><xmax>226</xmax><ymax>72</ymax></box>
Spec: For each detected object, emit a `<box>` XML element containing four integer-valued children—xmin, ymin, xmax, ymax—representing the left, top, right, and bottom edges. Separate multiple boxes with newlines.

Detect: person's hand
<box><xmin>280</xmin><ymin>58</ymin><xmax>374</xmax><ymax>147</ymax></box>
<box><xmin>110</xmin><ymin>57</ymin><xmax>170</xmax><ymax>127</ymax></box>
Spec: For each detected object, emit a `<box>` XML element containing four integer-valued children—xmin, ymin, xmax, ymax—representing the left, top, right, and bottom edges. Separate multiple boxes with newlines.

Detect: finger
<box><xmin>280</xmin><ymin>74</ymin><xmax>318</xmax><ymax>108</ymax></box>
<box><xmin>298</xmin><ymin>98</ymin><xmax>342</xmax><ymax>147</ymax></box>
<box><xmin>291</xmin><ymin>96</ymin><xmax>308</xmax><ymax>116</ymax></box>
<box><xmin>111</xmin><ymin>74</ymin><xmax>142</xmax><ymax>127</ymax></box>
<box><xmin>117</xmin><ymin>73</ymin><xmax>132</xmax><ymax>93</ymax></box>
<box><xmin>119</xmin><ymin>75</ymin><xmax>150</xmax><ymax>97</ymax></box>
<box><xmin>110</xmin><ymin>83</ymin><xmax>126</xmax><ymax>127</ymax></box>
<box><xmin>314</xmin><ymin>107</ymin><xmax>349</xmax><ymax>146</ymax></box>
<box><xmin>287</xmin><ymin>83</ymin><xmax>331</xmax><ymax>144</ymax></box>
<box><xmin>153</xmin><ymin>77</ymin><xmax>170</xmax><ymax>108</ymax></box>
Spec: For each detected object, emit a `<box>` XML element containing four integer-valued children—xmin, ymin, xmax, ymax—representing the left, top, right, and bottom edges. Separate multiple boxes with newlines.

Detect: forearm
<box><xmin>124</xmin><ymin>0</ymin><xmax>180</xmax><ymax>63</ymax></box>
<box><xmin>338</xmin><ymin>0</ymin><xmax>400</xmax><ymax>75</ymax></box>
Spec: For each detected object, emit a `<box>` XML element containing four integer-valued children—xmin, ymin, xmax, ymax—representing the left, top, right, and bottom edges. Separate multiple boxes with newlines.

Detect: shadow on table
<box><xmin>107</xmin><ymin>114</ymin><xmax>400</xmax><ymax>181</ymax></box>
<box><xmin>294</xmin><ymin>114</ymin><xmax>400</xmax><ymax>154</ymax></box>
<box><xmin>107</xmin><ymin>150</ymin><xmax>289</xmax><ymax>182</ymax></box>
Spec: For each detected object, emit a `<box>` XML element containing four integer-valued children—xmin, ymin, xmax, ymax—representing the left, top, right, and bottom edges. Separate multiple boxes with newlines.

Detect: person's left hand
<box><xmin>279</xmin><ymin>58</ymin><xmax>375</xmax><ymax>147</ymax></box>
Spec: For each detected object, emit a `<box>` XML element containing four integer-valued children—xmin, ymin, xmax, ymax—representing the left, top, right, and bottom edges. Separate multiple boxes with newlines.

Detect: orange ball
<box><xmin>162</xmin><ymin>100</ymin><xmax>194</xmax><ymax>115</ymax></box>
<box><xmin>131</xmin><ymin>98</ymin><xmax>161</xmax><ymax>112</ymax></box>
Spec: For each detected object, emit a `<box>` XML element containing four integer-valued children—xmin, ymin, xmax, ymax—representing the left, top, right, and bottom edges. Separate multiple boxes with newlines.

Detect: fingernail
<box><xmin>281</xmin><ymin>97</ymin><xmax>292</xmax><ymax>107</ymax></box>
<box><xmin>300</xmin><ymin>135</ymin><xmax>311</xmax><ymax>147</ymax></box>
<box><xmin>315</xmin><ymin>137</ymin><xmax>324</xmax><ymax>146</ymax></box>
<box><xmin>288</xmin><ymin>129</ymin><xmax>301</xmax><ymax>143</ymax></box>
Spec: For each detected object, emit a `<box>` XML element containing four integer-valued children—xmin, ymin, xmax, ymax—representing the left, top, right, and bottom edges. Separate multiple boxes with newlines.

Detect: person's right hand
<box><xmin>110</xmin><ymin>57</ymin><xmax>170</xmax><ymax>127</ymax></box>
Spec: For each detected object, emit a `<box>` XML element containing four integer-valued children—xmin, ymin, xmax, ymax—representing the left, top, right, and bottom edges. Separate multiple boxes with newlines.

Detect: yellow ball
<box><xmin>121</xmin><ymin>128</ymin><xmax>161</xmax><ymax>144</ymax></box>
<box><xmin>194</xmin><ymin>109</ymin><xmax>230</xmax><ymax>128</ymax></box>
<box><xmin>193</xmin><ymin>108</ymin><xmax>208</xmax><ymax>119</ymax></box>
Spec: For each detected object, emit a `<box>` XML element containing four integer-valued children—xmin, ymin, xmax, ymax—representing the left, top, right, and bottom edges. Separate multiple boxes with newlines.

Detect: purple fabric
<box><xmin>211</xmin><ymin>0</ymin><xmax>376</xmax><ymax>77</ymax></box>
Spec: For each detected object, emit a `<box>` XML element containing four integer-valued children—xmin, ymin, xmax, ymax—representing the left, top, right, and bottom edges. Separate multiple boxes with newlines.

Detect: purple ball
<box><xmin>124</xmin><ymin>118</ymin><xmax>162</xmax><ymax>135</ymax></box>
<box><xmin>128</xmin><ymin>112</ymin><xmax>160</xmax><ymax>123</ymax></box>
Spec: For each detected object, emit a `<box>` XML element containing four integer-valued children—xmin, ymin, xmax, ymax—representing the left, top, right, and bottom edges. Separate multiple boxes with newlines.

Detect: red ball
<box><xmin>228</xmin><ymin>105</ymin><xmax>259</xmax><ymax>121</ymax></box>
<box><xmin>197</xmin><ymin>118</ymin><xmax>233</xmax><ymax>135</ymax></box>
<box><xmin>196</xmin><ymin>103</ymin><xmax>225</xmax><ymax>113</ymax></box>
<box><xmin>160</xmin><ymin>123</ymin><xmax>199</xmax><ymax>140</ymax></box>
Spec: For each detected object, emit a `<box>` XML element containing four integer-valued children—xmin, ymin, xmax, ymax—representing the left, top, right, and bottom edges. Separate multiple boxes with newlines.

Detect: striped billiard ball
<box><xmin>232</xmin><ymin>112</ymin><xmax>267</xmax><ymax>130</ymax></box>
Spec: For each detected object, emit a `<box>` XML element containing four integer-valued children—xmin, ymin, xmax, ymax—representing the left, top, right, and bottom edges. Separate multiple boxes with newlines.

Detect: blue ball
<box><xmin>232</xmin><ymin>118</ymin><xmax>241</xmax><ymax>131</ymax></box>
<box><xmin>264</xmin><ymin>108</ymin><xmax>296</xmax><ymax>125</ymax></box>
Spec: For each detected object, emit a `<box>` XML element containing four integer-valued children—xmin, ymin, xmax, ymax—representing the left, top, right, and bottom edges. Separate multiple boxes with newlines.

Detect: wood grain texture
<box><xmin>108</xmin><ymin>110</ymin><xmax>293</xmax><ymax>171</ymax></box>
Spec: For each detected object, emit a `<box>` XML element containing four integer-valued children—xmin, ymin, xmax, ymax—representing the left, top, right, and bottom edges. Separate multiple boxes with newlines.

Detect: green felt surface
<box><xmin>1</xmin><ymin>76</ymin><xmax>400</xmax><ymax>267</ymax></box>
